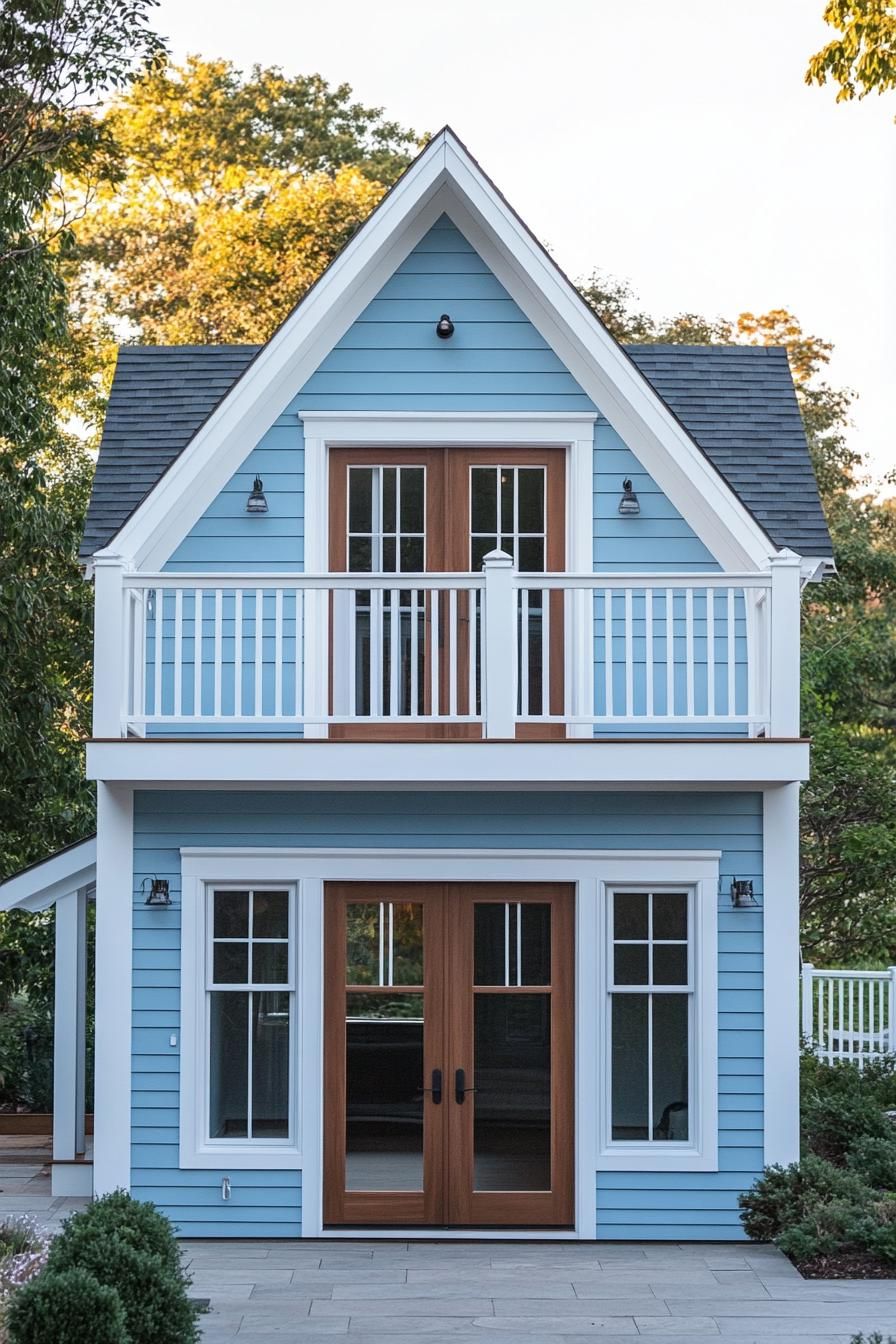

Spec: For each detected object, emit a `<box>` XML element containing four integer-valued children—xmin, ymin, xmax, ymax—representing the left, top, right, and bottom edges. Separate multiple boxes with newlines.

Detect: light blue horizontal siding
<box><xmin>132</xmin><ymin>788</ymin><xmax>762</xmax><ymax>1241</ymax></box>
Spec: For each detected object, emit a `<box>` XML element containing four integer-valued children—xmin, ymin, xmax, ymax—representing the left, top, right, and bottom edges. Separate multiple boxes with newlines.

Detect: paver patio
<box><xmin>184</xmin><ymin>1239</ymin><xmax>896</xmax><ymax>1342</ymax></box>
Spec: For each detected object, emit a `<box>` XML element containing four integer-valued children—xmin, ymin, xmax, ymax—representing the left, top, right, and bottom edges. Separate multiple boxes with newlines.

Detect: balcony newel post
<box><xmin>768</xmin><ymin>549</ymin><xmax>802</xmax><ymax>738</ymax></box>
<box><xmin>482</xmin><ymin>549</ymin><xmax>516</xmax><ymax>739</ymax></box>
<box><xmin>92</xmin><ymin>554</ymin><xmax>128</xmax><ymax>738</ymax></box>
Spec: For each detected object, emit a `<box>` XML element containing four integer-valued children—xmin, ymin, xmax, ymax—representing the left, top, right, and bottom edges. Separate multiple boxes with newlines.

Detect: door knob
<box><xmin>455</xmin><ymin>1068</ymin><xmax>476</xmax><ymax>1104</ymax></box>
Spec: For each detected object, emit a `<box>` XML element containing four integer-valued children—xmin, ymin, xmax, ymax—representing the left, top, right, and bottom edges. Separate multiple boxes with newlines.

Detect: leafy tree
<box><xmin>66</xmin><ymin>55</ymin><xmax>420</xmax><ymax>343</ymax></box>
<box><xmin>806</xmin><ymin>0</ymin><xmax>896</xmax><ymax>115</ymax></box>
<box><xmin>1</xmin><ymin>2</ymin><xmax>161</xmax><ymax>885</ymax></box>
<box><xmin>581</xmin><ymin>273</ymin><xmax>896</xmax><ymax>964</ymax></box>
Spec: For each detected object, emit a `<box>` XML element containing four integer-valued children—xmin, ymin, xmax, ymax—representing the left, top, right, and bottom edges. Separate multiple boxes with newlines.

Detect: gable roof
<box><xmin>81</xmin><ymin>341</ymin><xmax>831</xmax><ymax>561</ymax></box>
<box><xmin>89</xmin><ymin>128</ymin><xmax>786</xmax><ymax>572</ymax></box>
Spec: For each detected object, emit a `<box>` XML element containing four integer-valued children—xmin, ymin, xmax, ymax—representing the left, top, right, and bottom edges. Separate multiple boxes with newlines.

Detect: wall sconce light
<box><xmin>730</xmin><ymin>878</ymin><xmax>757</xmax><ymax>909</ymax></box>
<box><xmin>246</xmin><ymin>476</ymin><xmax>268</xmax><ymax>514</ymax></box>
<box><xmin>435</xmin><ymin>313</ymin><xmax>455</xmax><ymax>339</ymax></box>
<box><xmin>144</xmin><ymin>877</ymin><xmax>171</xmax><ymax>907</ymax></box>
<box><xmin>618</xmin><ymin>478</ymin><xmax>640</xmax><ymax>516</ymax></box>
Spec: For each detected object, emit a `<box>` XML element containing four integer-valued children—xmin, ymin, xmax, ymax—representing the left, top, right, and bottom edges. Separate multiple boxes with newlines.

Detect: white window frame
<box><xmin>180</xmin><ymin>877</ymin><xmax>301</xmax><ymax>1169</ymax></box>
<box><xmin>598</xmin><ymin>875</ymin><xmax>718</xmax><ymax>1172</ymax></box>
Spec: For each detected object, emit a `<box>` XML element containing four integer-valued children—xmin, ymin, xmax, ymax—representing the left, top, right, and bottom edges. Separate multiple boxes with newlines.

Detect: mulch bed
<box><xmin>798</xmin><ymin>1252</ymin><xmax>896</xmax><ymax>1279</ymax></box>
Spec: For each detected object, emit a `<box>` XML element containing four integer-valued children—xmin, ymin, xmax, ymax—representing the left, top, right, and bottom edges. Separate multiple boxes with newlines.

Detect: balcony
<box><xmin>98</xmin><ymin>552</ymin><xmax>801</xmax><ymax>742</ymax></box>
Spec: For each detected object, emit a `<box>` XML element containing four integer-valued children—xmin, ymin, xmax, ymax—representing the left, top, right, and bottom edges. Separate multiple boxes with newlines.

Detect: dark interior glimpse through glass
<box><xmin>344</xmin><ymin>992</ymin><xmax>424</xmax><ymax>1191</ymax></box>
<box><xmin>473</xmin><ymin>993</ymin><xmax>551</xmax><ymax>1191</ymax></box>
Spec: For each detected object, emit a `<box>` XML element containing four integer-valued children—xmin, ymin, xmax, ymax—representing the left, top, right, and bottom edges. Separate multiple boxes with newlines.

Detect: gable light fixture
<box><xmin>143</xmin><ymin>877</ymin><xmax>171</xmax><ymax>907</ymax></box>
<box><xmin>618</xmin><ymin>478</ymin><xmax>640</xmax><ymax>516</ymax></box>
<box><xmin>435</xmin><ymin>313</ymin><xmax>455</xmax><ymax>339</ymax></box>
<box><xmin>730</xmin><ymin>878</ymin><xmax>757</xmax><ymax>909</ymax></box>
<box><xmin>246</xmin><ymin>475</ymin><xmax>268</xmax><ymax>514</ymax></box>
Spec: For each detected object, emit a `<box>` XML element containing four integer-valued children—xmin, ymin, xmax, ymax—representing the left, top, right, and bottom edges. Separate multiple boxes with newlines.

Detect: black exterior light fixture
<box><xmin>618</xmin><ymin>478</ymin><xmax>640</xmax><ymax>516</ymax></box>
<box><xmin>246</xmin><ymin>475</ymin><xmax>268</xmax><ymax>514</ymax></box>
<box><xmin>435</xmin><ymin>313</ymin><xmax>455</xmax><ymax>339</ymax></box>
<box><xmin>730</xmin><ymin>878</ymin><xmax>757</xmax><ymax>910</ymax></box>
<box><xmin>144</xmin><ymin>877</ymin><xmax>171</xmax><ymax>908</ymax></box>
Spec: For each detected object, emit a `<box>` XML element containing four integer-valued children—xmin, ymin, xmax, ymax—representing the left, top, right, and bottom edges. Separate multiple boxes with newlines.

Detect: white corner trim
<box><xmin>104</xmin><ymin>128</ymin><xmax>772</xmax><ymax>574</ymax></box>
<box><xmin>763</xmin><ymin>783</ymin><xmax>800</xmax><ymax>1165</ymax></box>
<box><xmin>93</xmin><ymin>784</ymin><xmax>133</xmax><ymax>1195</ymax></box>
<box><xmin>179</xmin><ymin>877</ymin><xmax>302</xmax><ymax>1170</ymax></box>
<box><xmin>596</xmin><ymin>876</ymin><xmax>719</xmax><ymax>1173</ymax></box>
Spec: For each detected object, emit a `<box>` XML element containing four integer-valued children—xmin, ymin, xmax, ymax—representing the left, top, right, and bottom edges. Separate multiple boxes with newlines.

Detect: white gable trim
<box><xmin>0</xmin><ymin>837</ymin><xmax>96</xmax><ymax>913</ymax></box>
<box><xmin>100</xmin><ymin>130</ymin><xmax>775</xmax><ymax>573</ymax></box>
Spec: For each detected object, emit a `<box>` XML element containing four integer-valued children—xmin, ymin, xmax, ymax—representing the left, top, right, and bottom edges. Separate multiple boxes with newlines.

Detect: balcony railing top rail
<box><xmin>96</xmin><ymin>554</ymin><xmax>801</xmax><ymax>739</ymax></box>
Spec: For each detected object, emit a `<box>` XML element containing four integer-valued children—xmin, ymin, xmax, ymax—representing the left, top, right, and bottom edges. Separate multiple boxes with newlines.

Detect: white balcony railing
<box><xmin>802</xmin><ymin>965</ymin><xmax>896</xmax><ymax>1068</ymax></box>
<box><xmin>97</xmin><ymin>551</ymin><xmax>801</xmax><ymax>739</ymax></box>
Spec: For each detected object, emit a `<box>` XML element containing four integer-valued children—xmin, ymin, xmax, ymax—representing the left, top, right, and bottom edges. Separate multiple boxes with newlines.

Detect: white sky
<box><xmin>153</xmin><ymin>0</ymin><xmax>895</xmax><ymax>486</ymax></box>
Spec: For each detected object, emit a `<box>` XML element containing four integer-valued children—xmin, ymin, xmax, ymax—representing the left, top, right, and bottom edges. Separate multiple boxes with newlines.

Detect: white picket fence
<box><xmin>802</xmin><ymin>964</ymin><xmax>896</xmax><ymax>1067</ymax></box>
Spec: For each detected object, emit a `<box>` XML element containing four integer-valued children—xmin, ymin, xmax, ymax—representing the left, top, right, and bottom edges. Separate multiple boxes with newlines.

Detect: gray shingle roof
<box><xmin>81</xmin><ymin>342</ymin><xmax>832</xmax><ymax>560</ymax></box>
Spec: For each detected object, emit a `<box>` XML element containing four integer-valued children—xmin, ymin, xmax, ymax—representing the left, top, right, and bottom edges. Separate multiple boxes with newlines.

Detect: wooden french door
<box><xmin>323</xmin><ymin>882</ymin><xmax>574</xmax><ymax>1228</ymax></box>
<box><xmin>327</xmin><ymin>447</ymin><xmax>566</xmax><ymax>738</ymax></box>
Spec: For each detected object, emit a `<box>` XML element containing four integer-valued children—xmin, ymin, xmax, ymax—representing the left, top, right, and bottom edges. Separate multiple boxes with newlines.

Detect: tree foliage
<box><xmin>806</xmin><ymin>0</ymin><xmax>896</xmax><ymax>114</ymax></box>
<box><xmin>581</xmin><ymin>273</ymin><xmax>896</xmax><ymax>963</ymax></box>
<box><xmin>66</xmin><ymin>55</ymin><xmax>420</xmax><ymax>343</ymax></box>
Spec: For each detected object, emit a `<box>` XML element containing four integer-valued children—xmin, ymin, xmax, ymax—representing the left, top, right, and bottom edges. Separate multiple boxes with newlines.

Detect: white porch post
<box><xmin>92</xmin><ymin>555</ymin><xmax>127</xmax><ymax>738</ymax></box>
<box><xmin>768</xmin><ymin>550</ymin><xmax>802</xmax><ymax>738</ymax></box>
<box><xmin>763</xmin><ymin>782</ymin><xmax>801</xmax><ymax>1166</ymax></box>
<box><xmin>93</xmin><ymin>783</ymin><xmax>134</xmax><ymax>1194</ymax></box>
<box><xmin>52</xmin><ymin>890</ymin><xmax>85</xmax><ymax>1162</ymax></box>
<box><xmin>483</xmin><ymin>550</ymin><xmax>515</xmax><ymax>739</ymax></box>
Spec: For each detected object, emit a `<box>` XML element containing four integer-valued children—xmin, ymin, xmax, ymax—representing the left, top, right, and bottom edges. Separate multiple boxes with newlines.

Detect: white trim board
<box><xmin>299</xmin><ymin>411</ymin><xmax>596</xmax><ymax>577</ymax></box>
<box><xmin>96</xmin><ymin>129</ymin><xmax>775</xmax><ymax>573</ymax></box>
<box><xmin>0</xmin><ymin>837</ymin><xmax>96</xmax><ymax>913</ymax></box>
<box><xmin>86</xmin><ymin>739</ymin><xmax>811</xmax><ymax>787</ymax></box>
<box><xmin>178</xmin><ymin>847</ymin><xmax>722</xmax><ymax>1239</ymax></box>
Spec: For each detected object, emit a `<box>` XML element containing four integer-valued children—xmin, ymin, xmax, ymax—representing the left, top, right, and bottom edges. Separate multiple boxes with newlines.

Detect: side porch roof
<box><xmin>0</xmin><ymin>837</ymin><xmax>97</xmax><ymax>913</ymax></box>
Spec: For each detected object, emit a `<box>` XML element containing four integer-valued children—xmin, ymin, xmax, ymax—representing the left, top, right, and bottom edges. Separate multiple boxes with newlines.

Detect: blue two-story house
<box><xmin>0</xmin><ymin>129</ymin><xmax>831</xmax><ymax>1240</ymax></box>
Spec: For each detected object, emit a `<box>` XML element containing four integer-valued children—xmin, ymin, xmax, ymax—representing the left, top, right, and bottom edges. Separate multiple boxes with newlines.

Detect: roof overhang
<box><xmin>0</xmin><ymin>837</ymin><xmax>96</xmax><ymax>913</ymax></box>
<box><xmin>97</xmin><ymin>129</ymin><xmax>776</xmax><ymax>575</ymax></box>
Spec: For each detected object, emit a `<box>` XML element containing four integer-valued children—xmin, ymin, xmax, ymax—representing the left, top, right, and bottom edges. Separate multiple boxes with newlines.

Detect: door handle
<box><xmin>455</xmin><ymin>1068</ymin><xmax>476</xmax><ymax>1104</ymax></box>
<box><xmin>423</xmin><ymin>1068</ymin><xmax>442</xmax><ymax>1104</ymax></box>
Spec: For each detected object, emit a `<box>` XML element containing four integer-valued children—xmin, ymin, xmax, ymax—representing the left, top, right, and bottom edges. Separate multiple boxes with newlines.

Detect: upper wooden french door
<box><xmin>327</xmin><ymin>447</ymin><xmax>566</xmax><ymax>738</ymax></box>
<box><xmin>323</xmin><ymin>882</ymin><xmax>574</xmax><ymax>1229</ymax></box>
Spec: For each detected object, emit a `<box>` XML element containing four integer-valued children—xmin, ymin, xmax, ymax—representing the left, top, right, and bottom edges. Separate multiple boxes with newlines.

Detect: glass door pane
<box><xmin>344</xmin><ymin>900</ymin><xmax>426</xmax><ymax>1193</ymax></box>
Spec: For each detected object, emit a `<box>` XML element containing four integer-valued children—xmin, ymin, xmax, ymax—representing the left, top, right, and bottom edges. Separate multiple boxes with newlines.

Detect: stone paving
<box><xmin>184</xmin><ymin>1238</ymin><xmax>896</xmax><ymax>1343</ymax></box>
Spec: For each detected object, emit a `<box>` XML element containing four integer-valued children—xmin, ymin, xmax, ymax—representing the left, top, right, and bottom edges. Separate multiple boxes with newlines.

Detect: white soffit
<box><xmin>101</xmin><ymin>129</ymin><xmax>774</xmax><ymax>573</ymax></box>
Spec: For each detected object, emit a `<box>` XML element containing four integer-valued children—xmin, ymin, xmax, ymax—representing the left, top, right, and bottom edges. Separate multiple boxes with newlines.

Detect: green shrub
<box><xmin>53</xmin><ymin>1190</ymin><xmax>184</xmax><ymax>1280</ymax></box>
<box><xmin>739</xmin><ymin>1154</ymin><xmax>873</xmax><ymax>1243</ymax></box>
<box><xmin>5</xmin><ymin>1267</ymin><xmax>128</xmax><ymax>1344</ymax></box>
<box><xmin>47</xmin><ymin>1232</ymin><xmax>198</xmax><ymax>1344</ymax></box>
<box><xmin>802</xmin><ymin>1088</ymin><xmax>894</xmax><ymax>1164</ymax></box>
<box><xmin>848</xmin><ymin>1135</ymin><xmax>896</xmax><ymax>1190</ymax></box>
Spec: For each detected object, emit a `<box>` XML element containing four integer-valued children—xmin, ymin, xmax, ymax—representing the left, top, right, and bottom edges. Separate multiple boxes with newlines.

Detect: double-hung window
<box><xmin>205</xmin><ymin>887</ymin><xmax>296</xmax><ymax>1149</ymax></box>
<box><xmin>604</xmin><ymin>883</ymin><xmax>717</xmax><ymax>1171</ymax></box>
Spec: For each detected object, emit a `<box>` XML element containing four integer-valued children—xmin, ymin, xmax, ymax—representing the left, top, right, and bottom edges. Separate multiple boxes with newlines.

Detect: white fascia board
<box><xmin>86</xmin><ymin>739</ymin><xmax>810</xmax><ymax>787</ymax></box>
<box><xmin>105</xmin><ymin>128</ymin><xmax>775</xmax><ymax>575</ymax></box>
<box><xmin>0</xmin><ymin>837</ymin><xmax>96</xmax><ymax>912</ymax></box>
<box><xmin>106</xmin><ymin>140</ymin><xmax>453</xmax><ymax>570</ymax></box>
<box><xmin>439</xmin><ymin>140</ymin><xmax>772</xmax><ymax>571</ymax></box>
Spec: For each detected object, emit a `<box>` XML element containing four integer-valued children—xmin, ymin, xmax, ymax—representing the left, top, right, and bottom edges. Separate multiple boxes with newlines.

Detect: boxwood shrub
<box><xmin>6</xmin><ymin>1267</ymin><xmax>128</xmax><ymax>1344</ymax></box>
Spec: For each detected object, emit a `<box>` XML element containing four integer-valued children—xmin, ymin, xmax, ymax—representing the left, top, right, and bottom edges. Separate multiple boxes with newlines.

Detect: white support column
<box><xmin>768</xmin><ymin>550</ymin><xmax>802</xmax><ymax>737</ymax></box>
<box><xmin>93</xmin><ymin>783</ymin><xmax>134</xmax><ymax>1195</ymax></box>
<box><xmin>52</xmin><ymin>892</ymin><xmax>80</xmax><ymax>1162</ymax></box>
<box><xmin>482</xmin><ymin>550</ymin><xmax>515</xmax><ymax>739</ymax></box>
<box><xmin>93</xmin><ymin>555</ymin><xmax>127</xmax><ymax>737</ymax></box>
<box><xmin>75</xmin><ymin>887</ymin><xmax>87</xmax><ymax>1155</ymax></box>
<box><xmin>763</xmin><ymin>782</ymin><xmax>801</xmax><ymax>1167</ymax></box>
